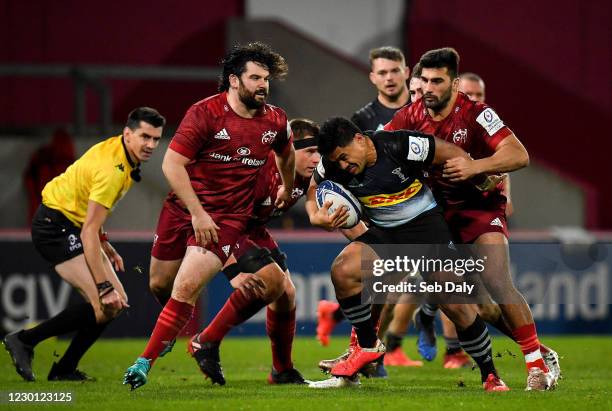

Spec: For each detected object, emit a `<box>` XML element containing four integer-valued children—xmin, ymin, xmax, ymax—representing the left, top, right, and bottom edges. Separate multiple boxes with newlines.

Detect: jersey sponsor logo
<box><xmin>222</xmin><ymin>245</ymin><xmax>231</xmax><ymax>256</ymax></box>
<box><xmin>241</xmin><ymin>157</ymin><xmax>266</xmax><ymax>167</ymax></box>
<box><xmin>261</xmin><ymin>130</ymin><xmax>278</xmax><ymax>144</ymax></box>
<box><xmin>476</xmin><ymin>108</ymin><xmax>505</xmax><ymax>136</ymax></box>
<box><xmin>237</xmin><ymin>147</ymin><xmax>251</xmax><ymax>156</ymax></box>
<box><xmin>452</xmin><ymin>128</ymin><xmax>468</xmax><ymax>144</ymax></box>
<box><xmin>407</xmin><ymin>136</ymin><xmax>429</xmax><ymax>162</ymax></box>
<box><xmin>392</xmin><ymin>167</ymin><xmax>410</xmax><ymax>183</ymax></box>
<box><xmin>490</xmin><ymin>217</ymin><xmax>504</xmax><ymax>227</ymax></box>
<box><xmin>214</xmin><ymin>128</ymin><xmax>230</xmax><ymax>140</ymax></box>
<box><xmin>358</xmin><ymin>180</ymin><xmax>423</xmax><ymax>208</ymax></box>
<box><xmin>209</xmin><ymin>152</ymin><xmax>232</xmax><ymax>162</ymax></box>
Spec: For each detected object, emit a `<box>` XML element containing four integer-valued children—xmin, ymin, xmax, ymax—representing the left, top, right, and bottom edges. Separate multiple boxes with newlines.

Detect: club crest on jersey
<box><xmin>452</xmin><ymin>128</ymin><xmax>468</xmax><ymax>144</ymax></box>
<box><xmin>237</xmin><ymin>147</ymin><xmax>251</xmax><ymax>156</ymax></box>
<box><xmin>261</xmin><ymin>130</ymin><xmax>278</xmax><ymax>144</ymax></box>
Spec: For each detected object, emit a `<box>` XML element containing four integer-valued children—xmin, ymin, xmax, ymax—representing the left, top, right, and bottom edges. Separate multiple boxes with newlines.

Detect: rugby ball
<box><xmin>315</xmin><ymin>180</ymin><xmax>362</xmax><ymax>229</ymax></box>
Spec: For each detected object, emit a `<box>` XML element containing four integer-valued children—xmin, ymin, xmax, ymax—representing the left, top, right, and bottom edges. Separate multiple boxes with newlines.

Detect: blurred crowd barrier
<box><xmin>1</xmin><ymin>232</ymin><xmax>609</xmax><ymax>337</ymax></box>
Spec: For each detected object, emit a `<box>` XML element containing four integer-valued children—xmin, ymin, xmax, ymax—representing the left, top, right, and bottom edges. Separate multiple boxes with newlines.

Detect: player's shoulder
<box><xmin>353</xmin><ymin>100</ymin><xmax>377</xmax><ymax>120</ymax></box>
<box><xmin>85</xmin><ymin>135</ymin><xmax>122</xmax><ymax>162</ymax></box>
<box><xmin>263</xmin><ymin>103</ymin><xmax>287</xmax><ymax>120</ymax></box>
<box><xmin>261</xmin><ymin>103</ymin><xmax>289</xmax><ymax>130</ymax></box>
<box><xmin>189</xmin><ymin>93</ymin><xmax>227</xmax><ymax>116</ymax></box>
<box><xmin>458</xmin><ymin>93</ymin><xmax>491</xmax><ymax>118</ymax></box>
<box><xmin>458</xmin><ymin>93</ymin><xmax>506</xmax><ymax>130</ymax></box>
<box><xmin>394</xmin><ymin>99</ymin><xmax>425</xmax><ymax>121</ymax></box>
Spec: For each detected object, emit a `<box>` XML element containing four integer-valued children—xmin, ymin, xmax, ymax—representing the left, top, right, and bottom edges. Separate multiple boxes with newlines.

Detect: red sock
<box><xmin>266</xmin><ymin>307</ymin><xmax>296</xmax><ymax>372</ymax></box>
<box><xmin>512</xmin><ymin>323</ymin><xmax>548</xmax><ymax>372</ymax></box>
<box><xmin>142</xmin><ymin>298</ymin><xmax>193</xmax><ymax>364</ymax></box>
<box><xmin>200</xmin><ymin>290</ymin><xmax>266</xmax><ymax>343</ymax></box>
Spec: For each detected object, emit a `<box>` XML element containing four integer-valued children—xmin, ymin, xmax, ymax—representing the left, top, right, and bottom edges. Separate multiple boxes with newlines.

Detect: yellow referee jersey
<box><xmin>42</xmin><ymin>135</ymin><xmax>135</xmax><ymax>227</ymax></box>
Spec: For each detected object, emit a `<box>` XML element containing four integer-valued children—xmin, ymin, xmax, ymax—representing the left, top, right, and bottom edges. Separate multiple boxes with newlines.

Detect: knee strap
<box><xmin>270</xmin><ymin>248</ymin><xmax>288</xmax><ymax>272</ymax></box>
<box><xmin>223</xmin><ymin>263</ymin><xmax>241</xmax><ymax>281</ymax></box>
<box><xmin>237</xmin><ymin>247</ymin><xmax>275</xmax><ymax>273</ymax></box>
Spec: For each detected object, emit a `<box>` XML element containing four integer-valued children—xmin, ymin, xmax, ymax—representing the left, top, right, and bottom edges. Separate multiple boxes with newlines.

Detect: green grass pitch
<box><xmin>1</xmin><ymin>336</ymin><xmax>611</xmax><ymax>410</ymax></box>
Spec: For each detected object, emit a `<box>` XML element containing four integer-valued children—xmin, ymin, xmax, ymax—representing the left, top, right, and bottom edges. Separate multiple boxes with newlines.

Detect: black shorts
<box><xmin>355</xmin><ymin>207</ymin><xmax>458</xmax><ymax>271</ymax></box>
<box><xmin>355</xmin><ymin>206</ymin><xmax>453</xmax><ymax>245</ymax></box>
<box><xmin>31</xmin><ymin>204</ymin><xmax>84</xmax><ymax>265</ymax></box>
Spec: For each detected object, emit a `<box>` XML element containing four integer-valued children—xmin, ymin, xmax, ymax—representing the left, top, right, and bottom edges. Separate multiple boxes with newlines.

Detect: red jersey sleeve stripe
<box><xmin>486</xmin><ymin>127</ymin><xmax>513</xmax><ymax>151</ymax></box>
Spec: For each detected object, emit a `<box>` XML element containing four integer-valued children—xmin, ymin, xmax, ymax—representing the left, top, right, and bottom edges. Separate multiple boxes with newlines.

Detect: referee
<box><xmin>3</xmin><ymin>107</ymin><xmax>165</xmax><ymax>381</ymax></box>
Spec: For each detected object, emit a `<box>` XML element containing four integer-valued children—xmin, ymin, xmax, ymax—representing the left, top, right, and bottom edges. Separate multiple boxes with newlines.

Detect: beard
<box><xmin>423</xmin><ymin>85</ymin><xmax>453</xmax><ymax>112</ymax></box>
<box><xmin>381</xmin><ymin>84</ymin><xmax>405</xmax><ymax>102</ymax></box>
<box><xmin>238</xmin><ymin>81</ymin><xmax>268</xmax><ymax>109</ymax></box>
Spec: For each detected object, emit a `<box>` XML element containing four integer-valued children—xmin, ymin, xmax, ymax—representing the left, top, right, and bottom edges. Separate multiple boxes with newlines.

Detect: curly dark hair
<box><xmin>218</xmin><ymin>42</ymin><xmax>289</xmax><ymax>92</ymax></box>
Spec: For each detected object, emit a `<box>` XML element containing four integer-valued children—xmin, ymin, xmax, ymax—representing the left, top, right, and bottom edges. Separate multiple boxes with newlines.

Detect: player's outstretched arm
<box><xmin>443</xmin><ymin>134</ymin><xmax>529</xmax><ymax>183</ymax></box>
<box><xmin>431</xmin><ymin>136</ymin><xmax>471</xmax><ymax>165</ymax></box>
<box><xmin>162</xmin><ymin>148</ymin><xmax>219</xmax><ymax>245</ymax></box>
<box><xmin>471</xmin><ymin>133</ymin><xmax>529</xmax><ymax>174</ymax></box>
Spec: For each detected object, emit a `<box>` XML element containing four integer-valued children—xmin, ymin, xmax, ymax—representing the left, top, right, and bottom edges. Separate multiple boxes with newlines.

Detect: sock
<box><xmin>491</xmin><ymin>315</ymin><xmax>514</xmax><ymax>339</ymax></box>
<box><xmin>200</xmin><ymin>290</ymin><xmax>267</xmax><ymax>343</ymax></box>
<box><xmin>338</xmin><ymin>292</ymin><xmax>377</xmax><ymax>348</ymax></box>
<box><xmin>266</xmin><ymin>307</ymin><xmax>295</xmax><ymax>372</ymax></box>
<box><xmin>419</xmin><ymin>304</ymin><xmax>438</xmax><ymax>327</ymax></box>
<box><xmin>141</xmin><ymin>298</ymin><xmax>194</xmax><ymax>364</ymax></box>
<box><xmin>55</xmin><ymin>321</ymin><xmax>109</xmax><ymax>372</ymax></box>
<box><xmin>332</xmin><ymin>306</ymin><xmax>345</xmax><ymax>323</ymax></box>
<box><xmin>19</xmin><ymin>303</ymin><xmax>97</xmax><ymax>346</ymax></box>
<box><xmin>385</xmin><ymin>332</ymin><xmax>403</xmax><ymax>352</ymax></box>
<box><xmin>444</xmin><ymin>336</ymin><xmax>462</xmax><ymax>354</ymax></box>
<box><xmin>540</xmin><ymin>344</ymin><xmax>551</xmax><ymax>354</ymax></box>
<box><xmin>457</xmin><ymin>315</ymin><xmax>497</xmax><ymax>382</ymax></box>
<box><xmin>511</xmin><ymin>323</ymin><xmax>548</xmax><ymax>372</ymax></box>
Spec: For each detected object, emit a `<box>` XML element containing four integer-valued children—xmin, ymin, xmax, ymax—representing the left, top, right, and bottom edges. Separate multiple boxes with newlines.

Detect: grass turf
<box><xmin>1</xmin><ymin>336</ymin><xmax>611</xmax><ymax>410</ymax></box>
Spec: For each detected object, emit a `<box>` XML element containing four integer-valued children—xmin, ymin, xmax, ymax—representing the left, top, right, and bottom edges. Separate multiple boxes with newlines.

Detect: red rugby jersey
<box><xmin>167</xmin><ymin>92</ymin><xmax>291</xmax><ymax>216</ymax></box>
<box><xmin>386</xmin><ymin>92</ymin><xmax>512</xmax><ymax>207</ymax></box>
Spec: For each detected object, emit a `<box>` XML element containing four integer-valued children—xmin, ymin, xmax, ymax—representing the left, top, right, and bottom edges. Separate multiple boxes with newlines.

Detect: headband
<box><xmin>293</xmin><ymin>136</ymin><xmax>318</xmax><ymax>150</ymax></box>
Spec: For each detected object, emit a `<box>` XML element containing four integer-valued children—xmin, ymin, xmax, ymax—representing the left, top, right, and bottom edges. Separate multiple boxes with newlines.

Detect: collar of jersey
<box><xmin>120</xmin><ymin>135</ymin><xmax>137</xmax><ymax>169</ymax></box>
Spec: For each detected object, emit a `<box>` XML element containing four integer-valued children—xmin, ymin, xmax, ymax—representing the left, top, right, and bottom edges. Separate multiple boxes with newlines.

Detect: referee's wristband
<box><xmin>96</xmin><ymin>281</ymin><xmax>114</xmax><ymax>297</ymax></box>
<box><xmin>99</xmin><ymin>231</ymin><xmax>109</xmax><ymax>242</ymax></box>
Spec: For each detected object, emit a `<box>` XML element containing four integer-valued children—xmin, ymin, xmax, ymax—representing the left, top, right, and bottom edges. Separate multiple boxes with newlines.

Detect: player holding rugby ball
<box><xmin>305</xmin><ymin>117</ymin><xmax>508</xmax><ymax>391</ymax></box>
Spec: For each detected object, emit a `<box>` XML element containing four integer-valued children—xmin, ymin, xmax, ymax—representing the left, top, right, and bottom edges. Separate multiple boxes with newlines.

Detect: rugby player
<box><xmin>351</xmin><ymin>46</ymin><xmax>410</xmax><ymax>132</ymax></box>
<box><xmin>317</xmin><ymin>48</ymin><xmax>422</xmax><ymax>370</ymax></box>
<box><xmin>307</xmin><ymin>117</ymin><xmax>509</xmax><ymax>391</ymax></box>
<box><xmin>386</xmin><ymin>47</ymin><xmax>559</xmax><ymax>390</ymax></box>
<box><xmin>123</xmin><ymin>42</ymin><xmax>295</xmax><ymax>390</ymax></box>
<box><xmin>4</xmin><ymin>108</ymin><xmax>165</xmax><ymax>381</ymax></box>
<box><xmin>189</xmin><ymin>119</ymin><xmax>320</xmax><ymax>385</ymax></box>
